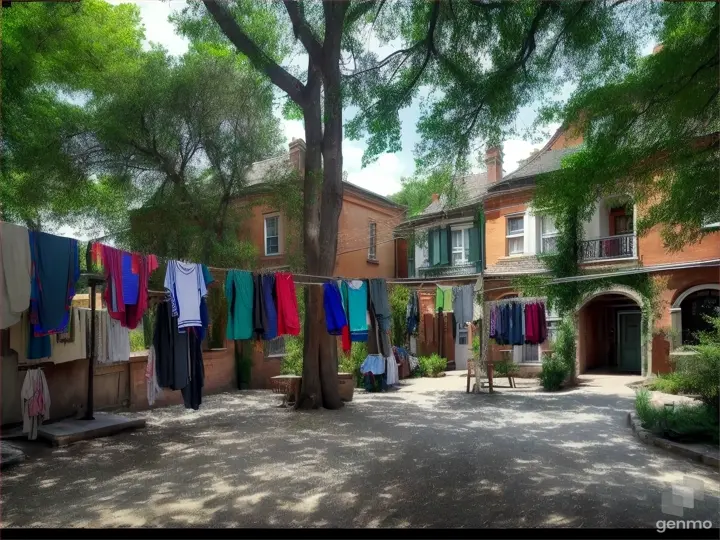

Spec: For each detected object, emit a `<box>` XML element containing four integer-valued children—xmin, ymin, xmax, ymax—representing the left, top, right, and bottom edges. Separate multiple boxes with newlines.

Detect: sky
<box><xmin>125</xmin><ymin>0</ymin><xmax>562</xmax><ymax>197</ymax></box>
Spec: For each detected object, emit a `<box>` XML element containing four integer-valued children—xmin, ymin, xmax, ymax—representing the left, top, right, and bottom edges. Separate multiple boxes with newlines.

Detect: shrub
<box><xmin>493</xmin><ymin>360</ymin><xmax>518</xmax><ymax>377</ymax></box>
<box><xmin>539</xmin><ymin>353</ymin><xmax>566</xmax><ymax>391</ymax></box>
<box><xmin>129</xmin><ymin>328</ymin><xmax>146</xmax><ymax>352</ymax></box>
<box><xmin>646</xmin><ymin>372</ymin><xmax>695</xmax><ymax>395</ymax></box>
<box><xmin>635</xmin><ymin>388</ymin><xmax>719</xmax><ymax>444</ymax></box>
<box><xmin>418</xmin><ymin>354</ymin><xmax>447</xmax><ymax>377</ymax></box>
<box><xmin>676</xmin><ymin>315</ymin><xmax>720</xmax><ymax>412</ymax></box>
<box><xmin>339</xmin><ymin>342</ymin><xmax>368</xmax><ymax>387</ymax></box>
<box><xmin>553</xmin><ymin>316</ymin><xmax>576</xmax><ymax>381</ymax></box>
<box><xmin>280</xmin><ymin>336</ymin><xmax>303</xmax><ymax>376</ymax></box>
<box><xmin>389</xmin><ymin>285</ymin><xmax>410</xmax><ymax>346</ymax></box>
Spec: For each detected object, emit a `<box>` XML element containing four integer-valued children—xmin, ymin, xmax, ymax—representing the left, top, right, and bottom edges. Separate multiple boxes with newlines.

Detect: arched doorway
<box><xmin>576</xmin><ymin>288</ymin><xmax>647</xmax><ymax>375</ymax></box>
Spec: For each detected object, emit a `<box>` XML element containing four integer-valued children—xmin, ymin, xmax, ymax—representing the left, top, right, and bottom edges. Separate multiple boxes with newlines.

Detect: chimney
<box><xmin>431</xmin><ymin>193</ymin><xmax>440</xmax><ymax>203</ymax></box>
<box><xmin>485</xmin><ymin>145</ymin><xmax>503</xmax><ymax>183</ymax></box>
<box><xmin>288</xmin><ymin>138</ymin><xmax>306</xmax><ymax>177</ymax></box>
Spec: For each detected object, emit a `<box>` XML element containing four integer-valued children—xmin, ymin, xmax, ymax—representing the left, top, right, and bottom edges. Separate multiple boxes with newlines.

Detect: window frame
<box><xmin>506</xmin><ymin>215</ymin><xmax>525</xmax><ymax>256</ymax></box>
<box><xmin>539</xmin><ymin>215</ymin><xmax>559</xmax><ymax>254</ymax></box>
<box><xmin>368</xmin><ymin>221</ymin><xmax>377</xmax><ymax>261</ymax></box>
<box><xmin>264</xmin><ymin>213</ymin><xmax>281</xmax><ymax>256</ymax></box>
<box><xmin>451</xmin><ymin>225</ymin><xmax>471</xmax><ymax>266</ymax></box>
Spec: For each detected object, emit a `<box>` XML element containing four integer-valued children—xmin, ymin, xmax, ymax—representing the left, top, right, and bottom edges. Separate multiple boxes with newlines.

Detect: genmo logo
<box><xmin>656</xmin><ymin>520</ymin><xmax>713</xmax><ymax>533</ymax></box>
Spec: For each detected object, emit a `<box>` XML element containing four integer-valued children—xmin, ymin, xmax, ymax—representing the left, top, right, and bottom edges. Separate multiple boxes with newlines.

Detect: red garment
<box><xmin>526</xmin><ymin>303</ymin><xmax>538</xmax><ymax>344</ymax></box>
<box><xmin>538</xmin><ymin>303</ymin><xmax>547</xmax><ymax>344</ymax></box>
<box><xmin>275</xmin><ymin>272</ymin><xmax>300</xmax><ymax>336</ymax></box>
<box><xmin>98</xmin><ymin>243</ymin><xmax>158</xmax><ymax>329</ymax></box>
<box><xmin>341</xmin><ymin>325</ymin><xmax>351</xmax><ymax>355</ymax></box>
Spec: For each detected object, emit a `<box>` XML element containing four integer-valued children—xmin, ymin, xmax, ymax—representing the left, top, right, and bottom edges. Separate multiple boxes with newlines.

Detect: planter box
<box><xmin>337</xmin><ymin>372</ymin><xmax>355</xmax><ymax>402</ymax></box>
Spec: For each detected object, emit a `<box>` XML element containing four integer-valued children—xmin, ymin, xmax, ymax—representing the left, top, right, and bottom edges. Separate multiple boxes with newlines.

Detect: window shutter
<box><xmin>430</xmin><ymin>228</ymin><xmax>440</xmax><ymax>266</ymax></box>
<box><xmin>469</xmin><ymin>225</ymin><xmax>480</xmax><ymax>263</ymax></box>
<box><xmin>480</xmin><ymin>210</ymin><xmax>486</xmax><ymax>270</ymax></box>
<box><xmin>439</xmin><ymin>226</ymin><xmax>450</xmax><ymax>266</ymax></box>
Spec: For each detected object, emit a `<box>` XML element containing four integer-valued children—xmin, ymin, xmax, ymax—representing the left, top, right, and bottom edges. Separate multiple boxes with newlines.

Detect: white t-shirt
<box><xmin>164</xmin><ymin>261</ymin><xmax>207</xmax><ymax>330</ymax></box>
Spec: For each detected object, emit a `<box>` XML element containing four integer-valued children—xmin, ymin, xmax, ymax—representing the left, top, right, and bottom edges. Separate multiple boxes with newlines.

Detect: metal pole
<box><xmin>83</xmin><ymin>280</ymin><xmax>98</xmax><ymax>420</ymax></box>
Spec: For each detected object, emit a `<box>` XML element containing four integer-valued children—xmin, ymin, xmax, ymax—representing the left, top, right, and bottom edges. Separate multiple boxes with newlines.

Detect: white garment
<box><xmin>0</xmin><ymin>221</ymin><xmax>31</xmax><ymax>330</ymax></box>
<box><xmin>385</xmin><ymin>355</ymin><xmax>399</xmax><ymax>386</ymax></box>
<box><xmin>164</xmin><ymin>261</ymin><xmax>207</xmax><ymax>330</ymax></box>
<box><xmin>106</xmin><ymin>315</ymin><xmax>130</xmax><ymax>363</ymax></box>
<box><xmin>87</xmin><ymin>309</ymin><xmax>109</xmax><ymax>365</ymax></box>
<box><xmin>146</xmin><ymin>345</ymin><xmax>163</xmax><ymax>406</ymax></box>
<box><xmin>20</xmin><ymin>368</ymin><xmax>51</xmax><ymax>441</ymax></box>
<box><xmin>51</xmin><ymin>308</ymin><xmax>88</xmax><ymax>364</ymax></box>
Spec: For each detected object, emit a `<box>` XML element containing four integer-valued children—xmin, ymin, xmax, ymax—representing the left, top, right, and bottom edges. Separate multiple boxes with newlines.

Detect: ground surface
<box><xmin>2</xmin><ymin>373</ymin><xmax>719</xmax><ymax>528</ymax></box>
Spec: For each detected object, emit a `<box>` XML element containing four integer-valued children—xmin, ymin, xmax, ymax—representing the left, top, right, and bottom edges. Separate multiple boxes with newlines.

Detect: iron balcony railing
<box><xmin>417</xmin><ymin>261</ymin><xmax>480</xmax><ymax>277</ymax></box>
<box><xmin>580</xmin><ymin>233</ymin><xmax>636</xmax><ymax>261</ymax></box>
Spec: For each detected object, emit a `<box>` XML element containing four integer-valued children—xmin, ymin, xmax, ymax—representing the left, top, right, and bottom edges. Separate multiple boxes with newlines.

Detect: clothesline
<box><xmin>486</xmin><ymin>296</ymin><xmax>547</xmax><ymax>306</ymax></box>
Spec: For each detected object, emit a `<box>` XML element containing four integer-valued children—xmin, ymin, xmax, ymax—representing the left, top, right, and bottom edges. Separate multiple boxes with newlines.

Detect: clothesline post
<box><xmin>83</xmin><ymin>275</ymin><xmax>104</xmax><ymax>421</ymax></box>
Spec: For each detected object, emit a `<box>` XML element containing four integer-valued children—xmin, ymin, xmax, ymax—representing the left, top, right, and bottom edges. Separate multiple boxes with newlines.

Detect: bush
<box><xmin>539</xmin><ymin>353</ymin><xmax>566</xmax><ymax>391</ymax></box>
<box><xmin>553</xmin><ymin>316</ymin><xmax>576</xmax><ymax>381</ymax></box>
<box><xmin>339</xmin><ymin>342</ymin><xmax>368</xmax><ymax>387</ymax></box>
<box><xmin>646</xmin><ymin>372</ymin><xmax>695</xmax><ymax>395</ymax></box>
<box><xmin>493</xmin><ymin>359</ymin><xmax>519</xmax><ymax>377</ymax></box>
<box><xmin>635</xmin><ymin>388</ymin><xmax>719</xmax><ymax>444</ymax></box>
<box><xmin>418</xmin><ymin>354</ymin><xmax>447</xmax><ymax>377</ymax></box>
<box><xmin>280</xmin><ymin>336</ymin><xmax>303</xmax><ymax>376</ymax></box>
<box><xmin>675</xmin><ymin>315</ymin><xmax>720</xmax><ymax>412</ymax></box>
<box><xmin>129</xmin><ymin>327</ymin><xmax>146</xmax><ymax>352</ymax></box>
<box><xmin>389</xmin><ymin>285</ymin><xmax>410</xmax><ymax>346</ymax></box>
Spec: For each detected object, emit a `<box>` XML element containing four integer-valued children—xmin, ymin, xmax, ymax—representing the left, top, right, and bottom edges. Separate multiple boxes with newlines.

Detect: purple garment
<box><xmin>489</xmin><ymin>306</ymin><xmax>497</xmax><ymax>338</ymax></box>
<box><xmin>121</xmin><ymin>253</ymin><xmax>140</xmax><ymax>305</ymax></box>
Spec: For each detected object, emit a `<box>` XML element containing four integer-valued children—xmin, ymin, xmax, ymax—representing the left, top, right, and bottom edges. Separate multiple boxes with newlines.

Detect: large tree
<box><xmin>533</xmin><ymin>1</ymin><xmax>719</xmax><ymax>252</ymax></box>
<box><xmin>174</xmin><ymin>0</ymin><xmax>653</xmax><ymax>408</ymax></box>
<box><xmin>1</xmin><ymin>0</ymin><xmax>145</xmax><ymax>230</ymax></box>
<box><xmin>74</xmin><ymin>44</ymin><xmax>283</xmax><ymax>267</ymax></box>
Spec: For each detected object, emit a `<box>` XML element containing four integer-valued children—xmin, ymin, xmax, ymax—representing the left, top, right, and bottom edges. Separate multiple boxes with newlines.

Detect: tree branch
<box><xmin>202</xmin><ymin>0</ymin><xmax>307</xmax><ymax>106</ymax></box>
<box><xmin>283</xmin><ymin>1</ymin><xmax>324</xmax><ymax>62</ymax></box>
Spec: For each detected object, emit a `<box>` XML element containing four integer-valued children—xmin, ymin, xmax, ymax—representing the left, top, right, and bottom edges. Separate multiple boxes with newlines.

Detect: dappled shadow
<box><xmin>1</xmin><ymin>375</ymin><xmax>718</xmax><ymax>528</ymax></box>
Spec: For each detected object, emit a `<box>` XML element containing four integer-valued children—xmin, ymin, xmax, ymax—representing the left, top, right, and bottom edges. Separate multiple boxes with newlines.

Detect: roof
<box><xmin>420</xmin><ymin>171</ymin><xmax>488</xmax><ymax>216</ymax></box>
<box><xmin>488</xmin><ymin>146</ymin><xmax>581</xmax><ymax>193</ymax></box>
<box><xmin>343</xmin><ymin>181</ymin><xmax>404</xmax><ymax>209</ymax></box>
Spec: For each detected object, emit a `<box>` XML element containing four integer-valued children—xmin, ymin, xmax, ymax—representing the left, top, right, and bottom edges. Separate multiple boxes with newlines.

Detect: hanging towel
<box><xmin>368</xmin><ymin>279</ymin><xmax>391</xmax><ymax>332</ymax></box>
<box><xmin>452</xmin><ymin>284</ymin><xmax>474</xmax><ymax>328</ymax></box>
<box><xmin>0</xmin><ymin>222</ymin><xmax>31</xmax><ymax>330</ymax></box>
<box><xmin>323</xmin><ymin>281</ymin><xmax>347</xmax><ymax>336</ymax></box>
<box><xmin>338</xmin><ymin>280</ymin><xmax>352</xmax><ymax>353</ymax></box>
<box><xmin>29</xmin><ymin>231</ymin><xmax>79</xmax><ymax>336</ymax></box>
<box><xmin>385</xmin><ymin>355</ymin><xmax>399</xmax><ymax>386</ymax></box>
<box><xmin>225</xmin><ymin>270</ymin><xmax>254</xmax><ymax>340</ymax></box>
<box><xmin>345</xmin><ymin>280</ymin><xmax>369</xmax><ymax>341</ymax></box>
<box><xmin>107</xmin><ymin>315</ymin><xmax>131</xmax><ymax>363</ymax></box>
<box><xmin>275</xmin><ymin>272</ymin><xmax>300</xmax><ymax>336</ymax></box>
<box><xmin>121</xmin><ymin>252</ymin><xmax>140</xmax><ymax>305</ymax></box>
<box><xmin>252</xmin><ymin>273</ymin><xmax>265</xmax><ymax>339</ymax></box>
<box><xmin>261</xmin><ymin>274</ymin><xmax>278</xmax><ymax>340</ymax></box>
<box><xmin>165</xmin><ymin>261</ymin><xmax>207</xmax><ymax>330</ymax></box>
<box><xmin>435</xmin><ymin>286</ymin><xmax>453</xmax><ymax>312</ymax></box>
<box><xmin>21</xmin><ymin>368</ymin><xmax>51</xmax><ymax>441</ymax></box>
<box><xmin>51</xmin><ymin>308</ymin><xmax>88</xmax><ymax>364</ymax></box>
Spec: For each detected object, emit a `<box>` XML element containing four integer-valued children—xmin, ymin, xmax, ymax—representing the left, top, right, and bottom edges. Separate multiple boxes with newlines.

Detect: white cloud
<box><xmin>110</xmin><ymin>0</ymin><xmax>190</xmax><ymax>56</ymax></box>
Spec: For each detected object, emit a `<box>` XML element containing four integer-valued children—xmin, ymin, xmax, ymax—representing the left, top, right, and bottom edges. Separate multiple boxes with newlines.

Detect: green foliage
<box><xmin>339</xmin><ymin>343</ymin><xmax>368</xmax><ymax>388</ymax></box>
<box><xmin>389</xmin><ymin>166</ymin><xmax>457</xmax><ymax>217</ymax></box>
<box><xmin>635</xmin><ymin>388</ymin><xmax>719</xmax><ymax>445</ymax></box>
<box><xmin>539</xmin><ymin>354</ymin><xmax>567</xmax><ymax>392</ymax></box>
<box><xmin>535</xmin><ymin>2</ymin><xmax>719</xmax><ymax>252</ymax></box>
<box><xmin>389</xmin><ymin>285</ymin><xmax>411</xmax><ymax>346</ymax></box>
<box><xmin>674</xmin><ymin>316</ymin><xmax>720</xmax><ymax>412</ymax></box>
<box><xmin>646</xmin><ymin>372</ymin><xmax>695</xmax><ymax>396</ymax></box>
<box><xmin>493</xmin><ymin>360</ymin><xmax>519</xmax><ymax>377</ymax></box>
<box><xmin>129</xmin><ymin>328</ymin><xmax>146</xmax><ymax>353</ymax></box>
<box><xmin>553</xmin><ymin>316</ymin><xmax>577</xmax><ymax>381</ymax></box>
<box><xmin>280</xmin><ymin>336</ymin><xmax>304</xmax><ymax>376</ymax></box>
<box><xmin>418</xmin><ymin>354</ymin><xmax>447</xmax><ymax>377</ymax></box>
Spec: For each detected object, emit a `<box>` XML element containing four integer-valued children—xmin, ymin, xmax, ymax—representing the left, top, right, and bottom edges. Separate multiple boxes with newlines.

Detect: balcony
<box><xmin>580</xmin><ymin>233</ymin><xmax>636</xmax><ymax>262</ymax></box>
<box><xmin>417</xmin><ymin>261</ymin><xmax>480</xmax><ymax>278</ymax></box>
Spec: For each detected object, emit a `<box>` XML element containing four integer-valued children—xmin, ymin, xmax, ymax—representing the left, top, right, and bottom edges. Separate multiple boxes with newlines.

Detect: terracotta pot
<box><xmin>337</xmin><ymin>372</ymin><xmax>355</xmax><ymax>402</ymax></box>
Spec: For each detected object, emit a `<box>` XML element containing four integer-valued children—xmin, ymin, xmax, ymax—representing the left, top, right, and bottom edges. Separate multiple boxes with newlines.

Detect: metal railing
<box><xmin>580</xmin><ymin>233</ymin><xmax>635</xmax><ymax>261</ymax></box>
<box><xmin>417</xmin><ymin>261</ymin><xmax>480</xmax><ymax>277</ymax></box>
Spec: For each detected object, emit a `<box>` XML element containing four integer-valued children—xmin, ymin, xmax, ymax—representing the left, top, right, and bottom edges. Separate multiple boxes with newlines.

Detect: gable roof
<box><xmin>487</xmin><ymin>146</ymin><xmax>581</xmax><ymax>193</ymax></box>
<box><xmin>420</xmin><ymin>171</ymin><xmax>488</xmax><ymax>216</ymax></box>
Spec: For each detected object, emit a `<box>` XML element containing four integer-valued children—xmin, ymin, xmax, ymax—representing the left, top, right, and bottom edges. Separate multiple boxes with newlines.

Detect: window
<box><xmin>546</xmin><ymin>319</ymin><xmax>561</xmax><ymax>344</ymax></box>
<box><xmin>368</xmin><ymin>222</ymin><xmax>377</xmax><ymax>261</ymax></box>
<box><xmin>614</xmin><ymin>214</ymin><xmax>633</xmax><ymax>234</ymax></box>
<box><xmin>264</xmin><ymin>214</ymin><xmax>280</xmax><ymax>256</ymax></box>
<box><xmin>681</xmin><ymin>289</ymin><xmax>719</xmax><ymax>345</ymax></box>
<box><xmin>266</xmin><ymin>336</ymin><xmax>286</xmax><ymax>357</ymax></box>
<box><xmin>451</xmin><ymin>228</ymin><xmax>470</xmax><ymax>266</ymax></box>
<box><xmin>506</xmin><ymin>216</ymin><xmax>524</xmax><ymax>255</ymax></box>
<box><xmin>457</xmin><ymin>326</ymin><xmax>468</xmax><ymax>345</ymax></box>
<box><xmin>540</xmin><ymin>216</ymin><xmax>559</xmax><ymax>254</ymax></box>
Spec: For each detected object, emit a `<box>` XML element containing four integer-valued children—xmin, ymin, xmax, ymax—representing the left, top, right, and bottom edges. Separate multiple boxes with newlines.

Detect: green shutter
<box><xmin>430</xmin><ymin>228</ymin><xmax>440</xmax><ymax>266</ymax></box>
<box><xmin>439</xmin><ymin>227</ymin><xmax>450</xmax><ymax>266</ymax></box>
<box><xmin>469</xmin><ymin>226</ymin><xmax>480</xmax><ymax>263</ymax></box>
<box><xmin>407</xmin><ymin>240</ymin><xmax>415</xmax><ymax>277</ymax></box>
<box><xmin>480</xmin><ymin>210</ymin><xmax>486</xmax><ymax>270</ymax></box>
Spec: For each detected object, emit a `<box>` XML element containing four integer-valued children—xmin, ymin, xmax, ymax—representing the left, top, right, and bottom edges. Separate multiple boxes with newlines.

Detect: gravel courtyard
<box><xmin>2</xmin><ymin>373</ymin><xmax>718</xmax><ymax>528</ymax></box>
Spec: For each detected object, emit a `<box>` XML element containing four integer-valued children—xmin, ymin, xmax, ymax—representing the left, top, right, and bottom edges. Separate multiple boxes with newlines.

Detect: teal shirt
<box><xmin>225</xmin><ymin>270</ymin><xmax>254</xmax><ymax>340</ymax></box>
<box><xmin>345</xmin><ymin>280</ymin><xmax>368</xmax><ymax>333</ymax></box>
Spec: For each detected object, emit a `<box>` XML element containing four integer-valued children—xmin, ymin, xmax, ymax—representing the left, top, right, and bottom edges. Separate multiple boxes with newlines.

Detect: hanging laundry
<box><xmin>452</xmin><ymin>284</ymin><xmax>475</xmax><ymax>328</ymax></box>
<box><xmin>368</xmin><ymin>279</ymin><xmax>392</xmax><ymax>357</ymax></box>
<box><xmin>146</xmin><ymin>345</ymin><xmax>163</xmax><ymax>407</ymax></box>
<box><xmin>489</xmin><ymin>305</ymin><xmax>498</xmax><ymax>340</ymax></box>
<box><xmin>538</xmin><ymin>303</ymin><xmax>547</xmax><ymax>344</ymax></box>
<box><xmin>107</xmin><ymin>315</ymin><xmax>131</xmax><ymax>363</ymax></box>
<box><xmin>97</xmin><ymin>244</ymin><xmax>158</xmax><ymax>329</ymax></box>
<box><xmin>435</xmin><ymin>286</ymin><xmax>453</xmax><ymax>313</ymax></box>
<box><xmin>343</xmin><ymin>280</ymin><xmax>369</xmax><ymax>341</ymax></box>
<box><xmin>181</xmin><ymin>328</ymin><xmax>204</xmax><ymax>411</ymax></box>
<box><xmin>165</xmin><ymin>260</ymin><xmax>207</xmax><ymax>330</ymax></box>
<box><xmin>29</xmin><ymin>231</ymin><xmax>79</xmax><ymax>336</ymax></box>
<box><xmin>225</xmin><ymin>269</ymin><xmax>254</xmax><ymax>340</ymax></box>
<box><xmin>201</xmin><ymin>264</ymin><xmax>215</xmax><ymax>286</ymax></box>
<box><xmin>0</xmin><ymin>221</ymin><xmax>31</xmax><ymax>330</ymax></box>
<box><xmin>51</xmin><ymin>307</ymin><xmax>88</xmax><ymax>364</ymax></box>
<box><xmin>21</xmin><ymin>368</ymin><xmax>51</xmax><ymax>441</ymax></box>
<box><xmin>276</xmin><ymin>272</ymin><xmax>300</xmax><ymax>336</ymax></box>
<box><xmin>385</xmin><ymin>354</ymin><xmax>399</xmax><ymax>386</ymax></box>
<box><xmin>153</xmin><ymin>301</ymin><xmax>189</xmax><ymax>391</ymax></box>
<box><xmin>406</xmin><ymin>290</ymin><xmax>419</xmax><ymax>336</ymax></box>
<box><xmin>323</xmin><ymin>281</ymin><xmax>347</xmax><ymax>336</ymax></box>
<box><xmin>261</xmin><ymin>273</ymin><xmax>278</xmax><ymax>340</ymax></box>
<box><xmin>252</xmin><ymin>273</ymin><xmax>265</xmax><ymax>339</ymax></box>
<box><xmin>472</xmin><ymin>277</ymin><xmax>483</xmax><ymax>323</ymax></box>
<box><xmin>87</xmin><ymin>310</ymin><xmax>110</xmax><ymax>365</ymax></box>
<box><xmin>337</xmin><ymin>280</ymin><xmax>352</xmax><ymax>354</ymax></box>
